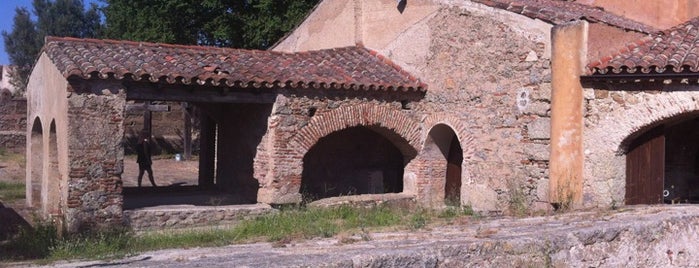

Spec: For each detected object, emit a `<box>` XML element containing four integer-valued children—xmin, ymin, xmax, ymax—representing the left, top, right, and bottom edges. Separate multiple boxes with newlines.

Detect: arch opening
<box><xmin>29</xmin><ymin>118</ymin><xmax>43</xmax><ymax>208</ymax></box>
<box><xmin>423</xmin><ymin>124</ymin><xmax>463</xmax><ymax>206</ymax></box>
<box><xmin>301</xmin><ymin>126</ymin><xmax>407</xmax><ymax>201</ymax></box>
<box><xmin>625</xmin><ymin>115</ymin><xmax>699</xmax><ymax>205</ymax></box>
<box><xmin>46</xmin><ymin>120</ymin><xmax>60</xmax><ymax>215</ymax></box>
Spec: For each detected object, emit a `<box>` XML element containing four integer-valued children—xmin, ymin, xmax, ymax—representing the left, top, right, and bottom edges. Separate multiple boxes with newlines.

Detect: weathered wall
<box><xmin>215</xmin><ymin>103</ymin><xmax>272</xmax><ymax>203</ymax></box>
<box><xmin>25</xmin><ymin>53</ymin><xmax>70</xmax><ymax>220</ymax></box>
<box><xmin>64</xmin><ymin>80</ymin><xmax>126</xmax><ymax>232</ymax></box>
<box><xmin>586</xmin><ymin>23</ymin><xmax>645</xmax><ymax>63</ymax></box>
<box><xmin>0</xmin><ymin>98</ymin><xmax>26</xmax><ymax>153</ymax></box>
<box><xmin>583</xmin><ymin>83</ymin><xmax>699</xmax><ymax>207</ymax></box>
<box><xmin>273</xmin><ymin>0</ymin><xmax>357</xmax><ymax>51</ymax></box>
<box><xmin>256</xmin><ymin>91</ymin><xmax>423</xmax><ymax>204</ymax></box>
<box><xmin>273</xmin><ymin>0</ymin><xmax>555</xmax><ymax>213</ymax></box>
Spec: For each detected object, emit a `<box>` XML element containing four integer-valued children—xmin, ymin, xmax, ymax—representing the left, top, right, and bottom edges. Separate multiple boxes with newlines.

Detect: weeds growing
<box><xmin>0</xmin><ymin>205</ymin><xmax>481</xmax><ymax>263</ymax></box>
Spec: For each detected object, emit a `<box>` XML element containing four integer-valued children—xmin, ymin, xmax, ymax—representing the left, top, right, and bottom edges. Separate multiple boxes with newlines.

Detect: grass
<box><xmin>0</xmin><ymin>149</ymin><xmax>25</xmax><ymax>167</ymax></box>
<box><xmin>0</xmin><ymin>205</ymin><xmax>479</xmax><ymax>263</ymax></box>
<box><xmin>0</xmin><ymin>181</ymin><xmax>25</xmax><ymax>202</ymax></box>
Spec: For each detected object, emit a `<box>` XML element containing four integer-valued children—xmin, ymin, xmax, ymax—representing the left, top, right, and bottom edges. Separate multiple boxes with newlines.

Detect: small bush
<box><xmin>1</xmin><ymin>223</ymin><xmax>58</xmax><ymax>260</ymax></box>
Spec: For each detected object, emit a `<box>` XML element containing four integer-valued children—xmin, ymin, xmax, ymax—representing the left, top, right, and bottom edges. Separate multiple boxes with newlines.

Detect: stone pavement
<box><xmin>14</xmin><ymin>205</ymin><xmax>699</xmax><ymax>267</ymax></box>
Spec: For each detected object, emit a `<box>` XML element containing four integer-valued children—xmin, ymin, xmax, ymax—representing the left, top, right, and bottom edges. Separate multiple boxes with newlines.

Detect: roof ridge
<box><xmin>471</xmin><ymin>0</ymin><xmax>658</xmax><ymax>34</ymax></box>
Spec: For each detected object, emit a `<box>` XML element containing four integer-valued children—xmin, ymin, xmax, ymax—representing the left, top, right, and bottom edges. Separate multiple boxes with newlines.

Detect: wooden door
<box><xmin>626</xmin><ymin>127</ymin><xmax>665</xmax><ymax>205</ymax></box>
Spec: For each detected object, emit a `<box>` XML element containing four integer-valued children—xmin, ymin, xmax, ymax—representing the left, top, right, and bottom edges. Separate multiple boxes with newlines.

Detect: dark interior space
<box><xmin>425</xmin><ymin>124</ymin><xmax>462</xmax><ymax>206</ymax></box>
<box><xmin>664</xmin><ymin>118</ymin><xmax>699</xmax><ymax>203</ymax></box>
<box><xmin>122</xmin><ymin>102</ymin><xmax>272</xmax><ymax>209</ymax></box>
<box><xmin>626</xmin><ymin>116</ymin><xmax>699</xmax><ymax>205</ymax></box>
<box><xmin>301</xmin><ymin>126</ymin><xmax>405</xmax><ymax>201</ymax></box>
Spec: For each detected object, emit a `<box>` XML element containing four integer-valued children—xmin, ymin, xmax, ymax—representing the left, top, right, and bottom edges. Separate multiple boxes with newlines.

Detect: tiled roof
<box><xmin>587</xmin><ymin>17</ymin><xmax>699</xmax><ymax>76</ymax></box>
<box><xmin>472</xmin><ymin>0</ymin><xmax>657</xmax><ymax>34</ymax></box>
<box><xmin>41</xmin><ymin>36</ymin><xmax>427</xmax><ymax>92</ymax></box>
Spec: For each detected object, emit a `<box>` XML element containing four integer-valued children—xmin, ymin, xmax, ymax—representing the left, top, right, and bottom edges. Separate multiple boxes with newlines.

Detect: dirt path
<box><xmin>122</xmin><ymin>156</ymin><xmax>199</xmax><ymax>187</ymax></box>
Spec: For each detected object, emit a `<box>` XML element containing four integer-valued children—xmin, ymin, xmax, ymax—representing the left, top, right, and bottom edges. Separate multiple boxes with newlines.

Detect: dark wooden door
<box><xmin>445</xmin><ymin>137</ymin><xmax>463</xmax><ymax>204</ymax></box>
<box><xmin>626</xmin><ymin>127</ymin><xmax>665</xmax><ymax>205</ymax></box>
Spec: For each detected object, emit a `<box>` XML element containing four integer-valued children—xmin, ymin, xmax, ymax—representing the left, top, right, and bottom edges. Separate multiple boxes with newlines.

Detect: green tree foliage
<box><xmin>103</xmin><ymin>0</ymin><xmax>319</xmax><ymax>49</ymax></box>
<box><xmin>2</xmin><ymin>8</ymin><xmax>41</xmax><ymax>92</ymax></box>
<box><xmin>2</xmin><ymin>0</ymin><xmax>103</xmax><ymax>92</ymax></box>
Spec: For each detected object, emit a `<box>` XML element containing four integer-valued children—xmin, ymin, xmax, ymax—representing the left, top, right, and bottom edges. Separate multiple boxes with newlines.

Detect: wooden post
<box><xmin>182</xmin><ymin>102</ymin><xmax>192</xmax><ymax>160</ymax></box>
<box><xmin>125</xmin><ymin>101</ymin><xmax>171</xmax><ymax>138</ymax></box>
<box><xmin>198</xmin><ymin>113</ymin><xmax>216</xmax><ymax>187</ymax></box>
<box><xmin>549</xmin><ymin>21</ymin><xmax>587</xmax><ymax>208</ymax></box>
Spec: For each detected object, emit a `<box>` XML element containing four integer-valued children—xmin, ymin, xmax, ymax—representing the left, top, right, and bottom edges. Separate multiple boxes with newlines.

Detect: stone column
<box><xmin>549</xmin><ymin>21</ymin><xmax>587</xmax><ymax>207</ymax></box>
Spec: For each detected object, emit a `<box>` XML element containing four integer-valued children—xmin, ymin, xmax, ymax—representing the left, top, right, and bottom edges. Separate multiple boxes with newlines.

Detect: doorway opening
<box><xmin>301</xmin><ymin>126</ymin><xmax>406</xmax><ymax>201</ymax></box>
<box><xmin>626</xmin><ymin>116</ymin><xmax>699</xmax><ymax>204</ymax></box>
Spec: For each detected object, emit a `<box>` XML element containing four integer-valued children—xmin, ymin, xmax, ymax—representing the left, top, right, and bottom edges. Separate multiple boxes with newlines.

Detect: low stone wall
<box><xmin>52</xmin><ymin>205</ymin><xmax>699</xmax><ymax>267</ymax></box>
<box><xmin>123</xmin><ymin>204</ymin><xmax>274</xmax><ymax>231</ymax></box>
<box><xmin>0</xmin><ymin>98</ymin><xmax>26</xmax><ymax>153</ymax></box>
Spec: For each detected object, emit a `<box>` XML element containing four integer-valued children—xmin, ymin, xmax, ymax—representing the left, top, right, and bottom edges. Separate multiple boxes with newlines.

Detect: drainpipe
<box><xmin>549</xmin><ymin>21</ymin><xmax>587</xmax><ymax>208</ymax></box>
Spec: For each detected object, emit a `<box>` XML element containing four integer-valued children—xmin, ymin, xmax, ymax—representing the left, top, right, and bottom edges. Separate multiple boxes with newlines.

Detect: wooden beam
<box><xmin>125</xmin><ymin>103</ymin><xmax>171</xmax><ymax>113</ymax></box>
<box><xmin>124</xmin><ymin>82</ymin><xmax>277</xmax><ymax>103</ymax></box>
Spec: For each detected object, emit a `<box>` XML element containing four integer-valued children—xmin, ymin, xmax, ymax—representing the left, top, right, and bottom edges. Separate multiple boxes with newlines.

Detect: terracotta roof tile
<box><xmin>588</xmin><ymin>17</ymin><xmax>699</xmax><ymax>75</ymax></box>
<box><xmin>472</xmin><ymin>0</ymin><xmax>657</xmax><ymax>34</ymax></box>
<box><xmin>41</xmin><ymin>36</ymin><xmax>427</xmax><ymax>92</ymax></box>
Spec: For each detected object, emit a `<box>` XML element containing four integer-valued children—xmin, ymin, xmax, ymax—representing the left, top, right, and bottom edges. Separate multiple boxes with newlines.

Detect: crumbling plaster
<box><xmin>25</xmin><ymin>53</ymin><xmax>70</xmax><ymax>218</ymax></box>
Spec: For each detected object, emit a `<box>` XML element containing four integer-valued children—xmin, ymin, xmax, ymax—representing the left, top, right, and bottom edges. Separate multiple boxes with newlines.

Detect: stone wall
<box><xmin>274</xmin><ymin>1</ymin><xmax>555</xmax><ymax>213</ymax></box>
<box><xmin>65</xmin><ymin>81</ymin><xmax>126</xmax><ymax>232</ymax></box>
<box><xmin>256</xmin><ymin>90</ymin><xmax>423</xmax><ymax>204</ymax></box>
<box><xmin>583</xmin><ymin>83</ymin><xmax>699</xmax><ymax>207</ymax></box>
<box><xmin>0</xmin><ymin>98</ymin><xmax>26</xmax><ymax>153</ymax></box>
<box><xmin>406</xmin><ymin>6</ymin><xmax>552</xmax><ymax>212</ymax></box>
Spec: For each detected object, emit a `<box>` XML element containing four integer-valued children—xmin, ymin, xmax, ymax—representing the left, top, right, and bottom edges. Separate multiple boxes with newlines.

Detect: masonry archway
<box><xmin>45</xmin><ymin>120</ymin><xmax>61</xmax><ymax>215</ymax></box>
<box><xmin>423</xmin><ymin>124</ymin><xmax>463</xmax><ymax>206</ymax></box>
<box><xmin>624</xmin><ymin>114</ymin><xmax>699</xmax><ymax>205</ymax></box>
<box><xmin>584</xmin><ymin>91</ymin><xmax>699</xmax><ymax>207</ymax></box>
<box><xmin>28</xmin><ymin>118</ymin><xmax>43</xmax><ymax>208</ymax></box>
<box><xmin>300</xmin><ymin>126</ymin><xmax>407</xmax><ymax>201</ymax></box>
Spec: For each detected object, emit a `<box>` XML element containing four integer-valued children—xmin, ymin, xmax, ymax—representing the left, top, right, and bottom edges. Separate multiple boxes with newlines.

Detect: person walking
<box><xmin>137</xmin><ymin>131</ymin><xmax>157</xmax><ymax>187</ymax></box>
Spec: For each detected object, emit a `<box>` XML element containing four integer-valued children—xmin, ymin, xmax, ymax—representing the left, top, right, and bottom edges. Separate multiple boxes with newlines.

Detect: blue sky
<box><xmin>0</xmin><ymin>0</ymin><xmax>100</xmax><ymax>65</ymax></box>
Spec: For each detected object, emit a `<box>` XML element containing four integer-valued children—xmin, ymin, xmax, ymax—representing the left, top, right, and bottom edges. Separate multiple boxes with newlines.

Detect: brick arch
<box><xmin>588</xmin><ymin>92</ymin><xmax>699</xmax><ymax>154</ymax></box>
<box><xmin>291</xmin><ymin>104</ymin><xmax>421</xmax><ymax>159</ymax></box>
<box><xmin>422</xmin><ymin>114</ymin><xmax>475</xmax><ymax>162</ymax></box>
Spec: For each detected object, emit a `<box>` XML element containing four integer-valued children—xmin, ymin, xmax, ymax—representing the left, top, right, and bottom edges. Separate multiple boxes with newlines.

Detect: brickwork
<box><xmin>257</xmin><ymin>92</ymin><xmax>423</xmax><ymax>204</ymax></box>
<box><xmin>0</xmin><ymin>98</ymin><xmax>26</xmax><ymax>153</ymax></box>
<box><xmin>583</xmin><ymin>85</ymin><xmax>699</xmax><ymax>207</ymax></box>
<box><xmin>407</xmin><ymin>6</ymin><xmax>552</xmax><ymax>212</ymax></box>
<box><xmin>65</xmin><ymin>83</ymin><xmax>126</xmax><ymax>232</ymax></box>
<box><xmin>273</xmin><ymin>3</ymin><xmax>555</xmax><ymax>212</ymax></box>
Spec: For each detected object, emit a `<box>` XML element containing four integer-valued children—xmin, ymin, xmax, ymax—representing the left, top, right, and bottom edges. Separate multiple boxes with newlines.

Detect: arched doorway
<box><xmin>301</xmin><ymin>126</ymin><xmax>405</xmax><ymax>201</ymax></box>
<box><xmin>28</xmin><ymin>118</ymin><xmax>43</xmax><ymax>208</ymax></box>
<box><xmin>626</xmin><ymin>116</ymin><xmax>699</xmax><ymax>204</ymax></box>
<box><xmin>424</xmin><ymin>124</ymin><xmax>463</xmax><ymax>206</ymax></box>
<box><xmin>46</xmin><ymin>120</ymin><xmax>60</xmax><ymax>215</ymax></box>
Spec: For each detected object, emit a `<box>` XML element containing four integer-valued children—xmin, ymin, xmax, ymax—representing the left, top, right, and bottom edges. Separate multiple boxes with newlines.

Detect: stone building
<box><xmin>25</xmin><ymin>0</ymin><xmax>699</xmax><ymax>232</ymax></box>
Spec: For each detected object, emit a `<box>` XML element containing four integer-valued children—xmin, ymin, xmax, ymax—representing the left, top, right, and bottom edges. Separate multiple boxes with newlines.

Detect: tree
<box><xmin>2</xmin><ymin>8</ymin><xmax>41</xmax><ymax>92</ymax></box>
<box><xmin>1</xmin><ymin>0</ymin><xmax>103</xmax><ymax>93</ymax></box>
<box><xmin>103</xmin><ymin>0</ymin><xmax>319</xmax><ymax>49</ymax></box>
